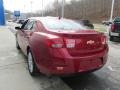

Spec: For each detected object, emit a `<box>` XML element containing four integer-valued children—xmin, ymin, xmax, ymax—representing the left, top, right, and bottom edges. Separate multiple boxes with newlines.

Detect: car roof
<box><xmin>28</xmin><ymin>16</ymin><xmax>69</xmax><ymax>21</ymax></box>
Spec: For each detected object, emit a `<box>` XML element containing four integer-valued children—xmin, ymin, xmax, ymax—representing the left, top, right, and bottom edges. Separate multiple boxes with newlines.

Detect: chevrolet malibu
<box><xmin>15</xmin><ymin>17</ymin><xmax>108</xmax><ymax>76</ymax></box>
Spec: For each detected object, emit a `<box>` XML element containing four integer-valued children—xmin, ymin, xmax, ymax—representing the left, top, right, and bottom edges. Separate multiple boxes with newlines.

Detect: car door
<box><xmin>21</xmin><ymin>20</ymin><xmax>36</xmax><ymax>55</ymax></box>
<box><xmin>17</xmin><ymin>19</ymin><xmax>29</xmax><ymax>53</ymax></box>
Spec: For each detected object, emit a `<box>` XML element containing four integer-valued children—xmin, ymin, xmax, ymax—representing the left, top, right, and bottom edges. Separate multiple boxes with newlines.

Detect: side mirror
<box><xmin>15</xmin><ymin>26</ymin><xmax>21</xmax><ymax>30</ymax></box>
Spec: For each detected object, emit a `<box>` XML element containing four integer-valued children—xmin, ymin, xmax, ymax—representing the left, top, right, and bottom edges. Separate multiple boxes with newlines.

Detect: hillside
<box><xmin>43</xmin><ymin>0</ymin><xmax>120</xmax><ymax>23</ymax></box>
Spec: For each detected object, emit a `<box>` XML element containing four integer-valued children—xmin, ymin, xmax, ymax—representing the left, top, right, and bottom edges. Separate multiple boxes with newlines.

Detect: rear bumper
<box><xmin>110</xmin><ymin>32</ymin><xmax>120</xmax><ymax>37</ymax></box>
<box><xmin>44</xmin><ymin>47</ymin><xmax>108</xmax><ymax>75</ymax></box>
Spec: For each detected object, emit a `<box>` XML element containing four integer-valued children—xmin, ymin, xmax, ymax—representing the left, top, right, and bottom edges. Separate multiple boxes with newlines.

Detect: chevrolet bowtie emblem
<box><xmin>87</xmin><ymin>40</ymin><xmax>95</xmax><ymax>45</ymax></box>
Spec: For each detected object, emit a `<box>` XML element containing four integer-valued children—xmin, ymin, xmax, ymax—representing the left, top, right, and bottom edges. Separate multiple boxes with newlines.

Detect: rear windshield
<box><xmin>41</xmin><ymin>19</ymin><xmax>87</xmax><ymax>30</ymax></box>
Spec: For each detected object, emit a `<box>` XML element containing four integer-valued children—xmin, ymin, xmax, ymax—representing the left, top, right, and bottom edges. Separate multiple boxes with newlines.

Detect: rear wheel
<box><xmin>110</xmin><ymin>36</ymin><xmax>114</xmax><ymax>41</ymax></box>
<box><xmin>27</xmin><ymin>50</ymin><xmax>39</xmax><ymax>76</ymax></box>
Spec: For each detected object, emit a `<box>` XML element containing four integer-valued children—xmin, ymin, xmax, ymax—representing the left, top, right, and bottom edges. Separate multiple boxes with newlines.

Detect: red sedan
<box><xmin>15</xmin><ymin>17</ymin><xmax>108</xmax><ymax>76</ymax></box>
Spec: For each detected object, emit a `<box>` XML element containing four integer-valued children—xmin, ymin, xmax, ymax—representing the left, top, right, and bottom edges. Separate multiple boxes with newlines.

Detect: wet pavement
<box><xmin>0</xmin><ymin>26</ymin><xmax>71</xmax><ymax>90</ymax></box>
<box><xmin>0</xmin><ymin>23</ymin><xmax>120</xmax><ymax>90</ymax></box>
<box><xmin>62</xmin><ymin>38</ymin><xmax>120</xmax><ymax>90</ymax></box>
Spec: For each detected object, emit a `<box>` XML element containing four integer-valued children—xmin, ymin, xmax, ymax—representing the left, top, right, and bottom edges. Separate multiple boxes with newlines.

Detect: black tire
<box><xmin>27</xmin><ymin>50</ymin><xmax>39</xmax><ymax>76</ymax></box>
<box><xmin>16</xmin><ymin>40</ymin><xmax>20</xmax><ymax>50</ymax></box>
<box><xmin>110</xmin><ymin>36</ymin><xmax>114</xmax><ymax>41</ymax></box>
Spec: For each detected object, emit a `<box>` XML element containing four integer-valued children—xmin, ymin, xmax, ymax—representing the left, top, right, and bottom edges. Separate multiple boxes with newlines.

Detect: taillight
<box><xmin>101</xmin><ymin>35</ymin><xmax>107</xmax><ymax>45</ymax></box>
<box><xmin>47</xmin><ymin>37</ymin><xmax>76</xmax><ymax>49</ymax></box>
<box><xmin>47</xmin><ymin>38</ymin><xmax>64</xmax><ymax>48</ymax></box>
<box><xmin>111</xmin><ymin>24</ymin><xmax>117</xmax><ymax>32</ymax></box>
<box><xmin>64</xmin><ymin>38</ymin><xmax>75</xmax><ymax>48</ymax></box>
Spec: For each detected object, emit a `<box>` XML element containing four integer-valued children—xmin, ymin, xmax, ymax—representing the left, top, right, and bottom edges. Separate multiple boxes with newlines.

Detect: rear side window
<box><xmin>23</xmin><ymin>20</ymin><xmax>36</xmax><ymax>30</ymax></box>
<box><xmin>41</xmin><ymin>19</ymin><xmax>87</xmax><ymax>30</ymax></box>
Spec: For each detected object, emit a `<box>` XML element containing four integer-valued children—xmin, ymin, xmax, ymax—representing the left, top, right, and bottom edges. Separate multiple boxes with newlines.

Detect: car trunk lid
<box><xmin>50</xmin><ymin>30</ymin><xmax>105</xmax><ymax>57</ymax></box>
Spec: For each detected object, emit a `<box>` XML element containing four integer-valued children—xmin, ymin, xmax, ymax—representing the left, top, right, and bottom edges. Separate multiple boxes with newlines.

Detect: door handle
<box><xmin>24</xmin><ymin>34</ymin><xmax>31</xmax><ymax>38</ymax></box>
<box><xmin>24</xmin><ymin>31</ymin><xmax>33</xmax><ymax>38</ymax></box>
<box><xmin>25</xmin><ymin>33</ymin><xmax>33</xmax><ymax>38</ymax></box>
<box><xmin>26</xmin><ymin>35</ymin><xmax>30</xmax><ymax>38</ymax></box>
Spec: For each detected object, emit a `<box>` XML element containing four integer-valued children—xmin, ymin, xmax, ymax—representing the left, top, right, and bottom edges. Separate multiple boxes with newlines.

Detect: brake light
<box><xmin>101</xmin><ymin>35</ymin><xmax>107</xmax><ymax>45</ymax></box>
<box><xmin>64</xmin><ymin>39</ymin><xmax>75</xmax><ymax>48</ymax></box>
<box><xmin>111</xmin><ymin>24</ymin><xmax>117</xmax><ymax>32</ymax></box>
<box><xmin>47</xmin><ymin>38</ymin><xmax>64</xmax><ymax>48</ymax></box>
<box><xmin>47</xmin><ymin>37</ymin><xmax>76</xmax><ymax>49</ymax></box>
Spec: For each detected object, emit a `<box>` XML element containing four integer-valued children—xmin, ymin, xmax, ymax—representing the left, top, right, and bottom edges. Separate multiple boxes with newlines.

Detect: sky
<box><xmin>4</xmin><ymin>0</ymin><xmax>56</xmax><ymax>13</ymax></box>
<box><xmin>4</xmin><ymin>0</ymin><xmax>71</xmax><ymax>13</ymax></box>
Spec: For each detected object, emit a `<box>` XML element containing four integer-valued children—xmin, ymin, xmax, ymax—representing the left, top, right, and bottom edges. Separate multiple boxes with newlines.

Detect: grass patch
<box><xmin>94</xmin><ymin>24</ymin><xmax>107</xmax><ymax>33</ymax></box>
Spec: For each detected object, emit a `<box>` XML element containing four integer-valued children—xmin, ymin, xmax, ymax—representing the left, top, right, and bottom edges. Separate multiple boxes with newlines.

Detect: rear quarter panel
<box><xmin>29</xmin><ymin>32</ymin><xmax>53</xmax><ymax>74</ymax></box>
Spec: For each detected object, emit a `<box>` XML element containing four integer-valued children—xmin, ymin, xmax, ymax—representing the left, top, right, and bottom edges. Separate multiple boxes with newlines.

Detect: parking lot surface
<box><xmin>0</xmin><ymin>26</ymin><xmax>71</xmax><ymax>90</ymax></box>
<box><xmin>0</xmin><ymin>23</ymin><xmax>120</xmax><ymax>90</ymax></box>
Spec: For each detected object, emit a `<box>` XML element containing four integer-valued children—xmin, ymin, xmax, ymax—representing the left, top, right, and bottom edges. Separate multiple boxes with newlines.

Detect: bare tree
<box><xmin>41</xmin><ymin>0</ymin><xmax>120</xmax><ymax>22</ymax></box>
